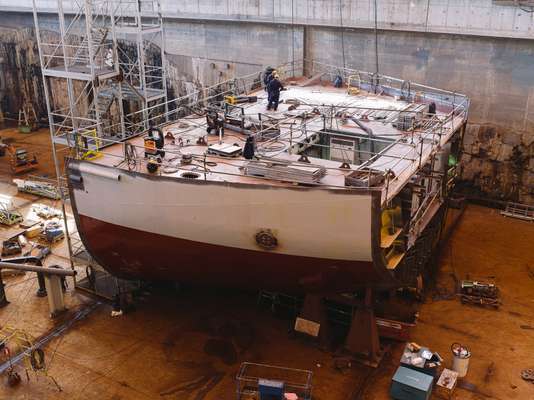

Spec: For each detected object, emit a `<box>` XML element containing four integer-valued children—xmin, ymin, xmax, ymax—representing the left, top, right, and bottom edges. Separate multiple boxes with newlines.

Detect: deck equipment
<box><xmin>0</xmin><ymin>204</ymin><xmax>23</xmax><ymax>226</ymax></box>
<box><xmin>458</xmin><ymin>280</ymin><xmax>500</xmax><ymax>308</ymax></box>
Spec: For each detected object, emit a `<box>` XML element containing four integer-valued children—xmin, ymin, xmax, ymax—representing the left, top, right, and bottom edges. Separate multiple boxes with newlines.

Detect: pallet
<box><xmin>458</xmin><ymin>294</ymin><xmax>501</xmax><ymax>308</ymax></box>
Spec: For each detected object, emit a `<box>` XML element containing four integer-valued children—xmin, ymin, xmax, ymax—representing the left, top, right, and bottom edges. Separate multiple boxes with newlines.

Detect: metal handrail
<box><xmin>52</xmin><ymin>59</ymin><xmax>468</xmax><ymax>196</ymax></box>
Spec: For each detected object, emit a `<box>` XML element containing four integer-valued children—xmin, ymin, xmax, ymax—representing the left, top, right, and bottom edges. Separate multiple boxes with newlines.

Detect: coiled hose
<box><xmin>124</xmin><ymin>142</ymin><xmax>138</xmax><ymax>171</ymax></box>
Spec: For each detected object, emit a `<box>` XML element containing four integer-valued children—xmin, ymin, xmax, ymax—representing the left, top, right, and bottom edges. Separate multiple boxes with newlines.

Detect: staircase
<box><xmin>120</xmin><ymin>81</ymin><xmax>145</xmax><ymax>100</ymax></box>
<box><xmin>94</xmin><ymin>90</ymin><xmax>115</xmax><ymax>115</ymax></box>
<box><xmin>70</xmin><ymin>27</ymin><xmax>109</xmax><ymax>67</ymax></box>
<box><xmin>92</xmin><ymin>79</ymin><xmax>145</xmax><ymax>115</ymax></box>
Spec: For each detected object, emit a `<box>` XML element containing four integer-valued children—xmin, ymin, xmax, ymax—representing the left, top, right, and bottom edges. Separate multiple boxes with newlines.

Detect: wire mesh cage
<box><xmin>236</xmin><ymin>362</ymin><xmax>313</xmax><ymax>400</ymax></box>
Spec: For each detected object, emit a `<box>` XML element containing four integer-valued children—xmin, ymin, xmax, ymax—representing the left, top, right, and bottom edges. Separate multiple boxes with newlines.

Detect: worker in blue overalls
<box><xmin>264</xmin><ymin>67</ymin><xmax>275</xmax><ymax>109</ymax></box>
<box><xmin>266</xmin><ymin>73</ymin><xmax>285</xmax><ymax>111</ymax></box>
<box><xmin>263</xmin><ymin>67</ymin><xmax>275</xmax><ymax>89</ymax></box>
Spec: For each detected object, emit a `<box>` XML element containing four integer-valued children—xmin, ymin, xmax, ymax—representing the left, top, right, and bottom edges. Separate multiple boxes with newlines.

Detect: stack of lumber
<box><xmin>244</xmin><ymin>161</ymin><xmax>326</xmax><ymax>184</ymax></box>
<box><xmin>13</xmin><ymin>179</ymin><xmax>61</xmax><ymax>200</ymax></box>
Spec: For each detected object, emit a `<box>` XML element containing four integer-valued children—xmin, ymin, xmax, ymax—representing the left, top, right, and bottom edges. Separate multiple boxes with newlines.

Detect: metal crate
<box><xmin>236</xmin><ymin>362</ymin><xmax>313</xmax><ymax>400</ymax></box>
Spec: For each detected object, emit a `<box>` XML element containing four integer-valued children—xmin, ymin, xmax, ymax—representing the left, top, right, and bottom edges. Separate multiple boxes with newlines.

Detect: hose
<box><xmin>30</xmin><ymin>348</ymin><xmax>45</xmax><ymax>370</ymax></box>
<box><xmin>124</xmin><ymin>142</ymin><xmax>137</xmax><ymax>171</ymax></box>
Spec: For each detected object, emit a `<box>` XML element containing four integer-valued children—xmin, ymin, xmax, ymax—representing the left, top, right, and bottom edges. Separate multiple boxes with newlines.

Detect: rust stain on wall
<box><xmin>459</xmin><ymin>123</ymin><xmax>533</xmax><ymax>204</ymax></box>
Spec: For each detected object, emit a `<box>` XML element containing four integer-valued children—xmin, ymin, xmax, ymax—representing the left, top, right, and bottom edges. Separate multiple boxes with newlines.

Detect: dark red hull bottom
<box><xmin>78</xmin><ymin>215</ymin><xmax>386</xmax><ymax>293</ymax></box>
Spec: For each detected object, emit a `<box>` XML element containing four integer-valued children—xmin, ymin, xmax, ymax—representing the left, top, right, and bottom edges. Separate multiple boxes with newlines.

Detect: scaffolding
<box><xmin>32</xmin><ymin>0</ymin><xmax>167</xmax><ymax>146</ymax></box>
<box><xmin>31</xmin><ymin>0</ymin><xmax>166</xmax><ymax>299</ymax></box>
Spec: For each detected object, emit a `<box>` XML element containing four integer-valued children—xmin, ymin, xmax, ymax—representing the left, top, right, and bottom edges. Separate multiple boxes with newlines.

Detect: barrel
<box><xmin>451</xmin><ymin>342</ymin><xmax>471</xmax><ymax>378</ymax></box>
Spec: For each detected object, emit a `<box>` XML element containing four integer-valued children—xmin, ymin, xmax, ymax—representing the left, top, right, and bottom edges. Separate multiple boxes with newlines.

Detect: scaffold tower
<box><xmin>32</xmin><ymin>0</ymin><xmax>168</xmax><ymax>150</ymax></box>
<box><xmin>31</xmin><ymin>0</ymin><xmax>165</xmax><ymax>299</ymax></box>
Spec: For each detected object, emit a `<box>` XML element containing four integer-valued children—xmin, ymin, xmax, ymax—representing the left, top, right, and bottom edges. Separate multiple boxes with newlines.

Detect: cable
<box><xmin>124</xmin><ymin>142</ymin><xmax>138</xmax><ymax>171</ymax></box>
<box><xmin>224</xmin><ymin>132</ymin><xmax>247</xmax><ymax>142</ymax></box>
<box><xmin>425</xmin><ymin>0</ymin><xmax>431</xmax><ymax>31</ymax></box>
<box><xmin>339</xmin><ymin>0</ymin><xmax>347</xmax><ymax>70</ymax></box>
<box><xmin>4</xmin><ymin>276</ymin><xmax>38</xmax><ymax>289</ymax></box>
<box><xmin>259</xmin><ymin>141</ymin><xmax>287</xmax><ymax>152</ymax></box>
<box><xmin>518</xmin><ymin>1</ymin><xmax>534</xmax><ymax>13</ymax></box>
<box><xmin>291</xmin><ymin>0</ymin><xmax>296</xmax><ymax>75</ymax></box>
<box><xmin>1</xmin><ymin>274</ymin><xmax>37</xmax><ymax>326</ymax></box>
<box><xmin>374</xmin><ymin>0</ymin><xmax>379</xmax><ymax>75</ymax></box>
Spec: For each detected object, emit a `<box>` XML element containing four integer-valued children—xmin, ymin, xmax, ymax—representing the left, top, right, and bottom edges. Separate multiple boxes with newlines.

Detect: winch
<box><xmin>144</xmin><ymin>126</ymin><xmax>165</xmax><ymax>173</ymax></box>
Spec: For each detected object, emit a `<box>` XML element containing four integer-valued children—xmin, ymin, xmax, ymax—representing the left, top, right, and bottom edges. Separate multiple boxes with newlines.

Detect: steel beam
<box><xmin>0</xmin><ymin>262</ymin><xmax>76</xmax><ymax>277</ymax></box>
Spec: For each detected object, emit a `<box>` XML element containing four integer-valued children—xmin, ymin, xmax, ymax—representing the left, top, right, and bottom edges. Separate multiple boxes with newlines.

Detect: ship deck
<box><xmin>90</xmin><ymin>80</ymin><xmax>466</xmax><ymax>203</ymax></box>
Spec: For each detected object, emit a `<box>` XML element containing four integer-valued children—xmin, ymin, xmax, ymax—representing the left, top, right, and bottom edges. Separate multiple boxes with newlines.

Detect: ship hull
<box><xmin>78</xmin><ymin>215</ymin><xmax>384</xmax><ymax>292</ymax></box>
<box><xmin>68</xmin><ymin>160</ymin><xmax>396</xmax><ymax>293</ymax></box>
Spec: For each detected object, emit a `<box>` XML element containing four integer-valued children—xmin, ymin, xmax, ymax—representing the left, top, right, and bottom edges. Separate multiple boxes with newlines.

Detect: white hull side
<box><xmin>71</xmin><ymin>162</ymin><xmax>375</xmax><ymax>262</ymax></box>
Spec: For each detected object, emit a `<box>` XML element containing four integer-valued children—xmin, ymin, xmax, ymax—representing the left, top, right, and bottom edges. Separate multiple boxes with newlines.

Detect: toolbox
<box><xmin>25</xmin><ymin>225</ymin><xmax>42</xmax><ymax>239</ymax></box>
<box><xmin>390</xmin><ymin>366</ymin><xmax>434</xmax><ymax>400</ymax></box>
<box><xmin>258</xmin><ymin>378</ymin><xmax>284</xmax><ymax>400</ymax></box>
<box><xmin>400</xmin><ymin>344</ymin><xmax>441</xmax><ymax>377</ymax></box>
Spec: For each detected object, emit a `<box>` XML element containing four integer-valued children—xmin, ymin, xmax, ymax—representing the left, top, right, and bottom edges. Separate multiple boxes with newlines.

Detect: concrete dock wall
<box><xmin>3</xmin><ymin>0</ymin><xmax>534</xmax><ymax>39</ymax></box>
<box><xmin>0</xmin><ymin>0</ymin><xmax>532</xmax><ymax>202</ymax></box>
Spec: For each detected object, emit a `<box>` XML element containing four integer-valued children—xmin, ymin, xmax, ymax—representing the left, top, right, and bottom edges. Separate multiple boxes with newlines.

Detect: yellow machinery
<box><xmin>380</xmin><ymin>205</ymin><xmax>405</xmax><ymax>270</ymax></box>
<box><xmin>347</xmin><ymin>74</ymin><xmax>361</xmax><ymax>95</ymax></box>
<box><xmin>224</xmin><ymin>95</ymin><xmax>237</xmax><ymax>105</ymax></box>
<box><xmin>144</xmin><ymin>137</ymin><xmax>157</xmax><ymax>156</ymax></box>
<box><xmin>224</xmin><ymin>95</ymin><xmax>257</xmax><ymax>105</ymax></box>
<box><xmin>76</xmin><ymin>129</ymin><xmax>102</xmax><ymax>160</ymax></box>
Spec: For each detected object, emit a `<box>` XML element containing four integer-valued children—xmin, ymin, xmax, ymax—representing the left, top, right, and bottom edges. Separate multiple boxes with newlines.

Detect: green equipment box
<box><xmin>390</xmin><ymin>366</ymin><xmax>433</xmax><ymax>400</ymax></box>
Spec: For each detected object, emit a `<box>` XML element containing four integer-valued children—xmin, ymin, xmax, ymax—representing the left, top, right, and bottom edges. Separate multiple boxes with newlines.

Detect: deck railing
<box><xmin>64</xmin><ymin>59</ymin><xmax>469</xmax><ymax>198</ymax></box>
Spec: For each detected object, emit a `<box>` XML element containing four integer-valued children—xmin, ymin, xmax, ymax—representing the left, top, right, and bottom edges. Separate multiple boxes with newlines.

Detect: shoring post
<box><xmin>0</xmin><ymin>274</ymin><xmax>8</xmax><ymax>307</ymax></box>
<box><xmin>36</xmin><ymin>272</ymin><xmax>47</xmax><ymax>297</ymax></box>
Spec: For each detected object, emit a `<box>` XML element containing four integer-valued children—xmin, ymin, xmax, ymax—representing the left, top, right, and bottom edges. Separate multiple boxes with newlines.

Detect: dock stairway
<box><xmin>92</xmin><ymin>81</ymin><xmax>144</xmax><ymax>122</ymax></box>
<box><xmin>70</xmin><ymin>27</ymin><xmax>110</xmax><ymax>67</ymax></box>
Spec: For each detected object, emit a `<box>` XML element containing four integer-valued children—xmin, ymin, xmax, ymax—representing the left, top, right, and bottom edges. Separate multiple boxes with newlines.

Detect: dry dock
<box><xmin>0</xmin><ymin>130</ymin><xmax>533</xmax><ymax>399</ymax></box>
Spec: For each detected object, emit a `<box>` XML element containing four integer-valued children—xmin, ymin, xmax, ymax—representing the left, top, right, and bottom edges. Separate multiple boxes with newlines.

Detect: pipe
<box><xmin>348</xmin><ymin>116</ymin><xmax>374</xmax><ymax>137</ymax></box>
<box><xmin>348</xmin><ymin>116</ymin><xmax>375</xmax><ymax>154</ymax></box>
<box><xmin>0</xmin><ymin>262</ymin><xmax>76</xmax><ymax>277</ymax></box>
<box><xmin>0</xmin><ymin>302</ymin><xmax>99</xmax><ymax>375</ymax></box>
<box><xmin>77</xmin><ymin>162</ymin><xmax>122</xmax><ymax>181</ymax></box>
<box><xmin>2</xmin><ymin>255</ymin><xmax>48</xmax><ymax>296</ymax></box>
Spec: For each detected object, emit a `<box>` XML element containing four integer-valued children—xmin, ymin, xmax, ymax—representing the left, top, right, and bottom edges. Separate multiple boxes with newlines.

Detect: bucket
<box><xmin>451</xmin><ymin>342</ymin><xmax>471</xmax><ymax>378</ymax></box>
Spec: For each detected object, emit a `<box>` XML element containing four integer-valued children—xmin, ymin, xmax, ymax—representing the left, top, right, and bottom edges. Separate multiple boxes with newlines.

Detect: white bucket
<box><xmin>451</xmin><ymin>343</ymin><xmax>471</xmax><ymax>378</ymax></box>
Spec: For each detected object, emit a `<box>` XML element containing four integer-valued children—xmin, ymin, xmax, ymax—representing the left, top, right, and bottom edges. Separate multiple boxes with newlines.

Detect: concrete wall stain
<box><xmin>0</xmin><ymin>27</ymin><xmax>46</xmax><ymax>120</ymax></box>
